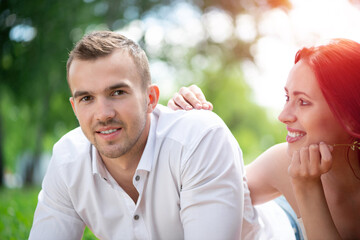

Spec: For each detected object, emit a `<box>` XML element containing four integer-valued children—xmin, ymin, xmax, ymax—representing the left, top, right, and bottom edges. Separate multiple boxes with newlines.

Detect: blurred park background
<box><xmin>1</xmin><ymin>0</ymin><xmax>359</xmax><ymax>238</ymax></box>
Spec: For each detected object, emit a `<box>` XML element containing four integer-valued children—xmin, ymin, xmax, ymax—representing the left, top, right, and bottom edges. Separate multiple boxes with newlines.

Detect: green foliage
<box><xmin>0</xmin><ymin>0</ymin><xmax>289</xmax><ymax>238</ymax></box>
<box><xmin>0</xmin><ymin>187</ymin><xmax>100</xmax><ymax>239</ymax></box>
<box><xmin>0</xmin><ymin>187</ymin><xmax>40</xmax><ymax>239</ymax></box>
<box><xmin>167</xmin><ymin>39</ymin><xmax>286</xmax><ymax>164</ymax></box>
<box><xmin>0</xmin><ymin>0</ymin><xmax>288</xmax><ymax>181</ymax></box>
<box><xmin>0</xmin><ymin>0</ymin><xmax>162</xmax><ymax>182</ymax></box>
<box><xmin>192</xmin><ymin>62</ymin><xmax>285</xmax><ymax>164</ymax></box>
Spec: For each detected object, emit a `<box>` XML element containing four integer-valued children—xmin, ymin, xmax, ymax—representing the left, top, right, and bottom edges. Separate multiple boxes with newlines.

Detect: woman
<box><xmin>168</xmin><ymin>39</ymin><xmax>360</xmax><ymax>239</ymax></box>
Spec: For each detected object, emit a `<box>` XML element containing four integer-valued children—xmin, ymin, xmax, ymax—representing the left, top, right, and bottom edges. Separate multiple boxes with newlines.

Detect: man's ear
<box><xmin>147</xmin><ymin>84</ymin><xmax>159</xmax><ymax>113</ymax></box>
<box><xmin>69</xmin><ymin>97</ymin><xmax>78</xmax><ymax>118</ymax></box>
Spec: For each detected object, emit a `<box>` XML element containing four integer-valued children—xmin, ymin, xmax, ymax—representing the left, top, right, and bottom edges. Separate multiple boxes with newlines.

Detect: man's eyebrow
<box><xmin>105</xmin><ymin>83</ymin><xmax>130</xmax><ymax>91</ymax></box>
<box><xmin>73</xmin><ymin>90</ymin><xmax>91</xmax><ymax>99</ymax></box>
<box><xmin>73</xmin><ymin>83</ymin><xmax>131</xmax><ymax>98</ymax></box>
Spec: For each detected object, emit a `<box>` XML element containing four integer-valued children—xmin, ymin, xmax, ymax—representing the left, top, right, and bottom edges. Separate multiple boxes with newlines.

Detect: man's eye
<box><xmin>113</xmin><ymin>90</ymin><xmax>125</xmax><ymax>96</ymax></box>
<box><xmin>80</xmin><ymin>96</ymin><xmax>92</xmax><ymax>102</ymax></box>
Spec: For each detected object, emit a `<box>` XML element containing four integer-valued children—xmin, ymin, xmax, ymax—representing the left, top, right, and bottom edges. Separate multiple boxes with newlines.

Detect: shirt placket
<box><xmin>132</xmin><ymin>170</ymin><xmax>149</xmax><ymax>240</ymax></box>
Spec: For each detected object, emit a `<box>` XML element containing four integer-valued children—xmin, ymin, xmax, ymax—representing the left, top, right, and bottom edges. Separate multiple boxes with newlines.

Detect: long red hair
<box><xmin>295</xmin><ymin>39</ymin><xmax>360</xmax><ymax>141</ymax></box>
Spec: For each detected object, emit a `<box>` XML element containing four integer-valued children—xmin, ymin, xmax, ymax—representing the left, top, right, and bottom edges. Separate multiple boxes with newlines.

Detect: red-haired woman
<box><xmin>168</xmin><ymin>39</ymin><xmax>360</xmax><ymax>240</ymax></box>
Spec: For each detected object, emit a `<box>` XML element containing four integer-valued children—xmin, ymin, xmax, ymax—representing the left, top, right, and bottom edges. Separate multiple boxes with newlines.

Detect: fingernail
<box><xmin>203</xmin><ymin>104</ymin><xmax>209</xmax><ymax>109</ymax></box>
<box><xmin>186</xmin><ymin>105</ymin><xmax>193</xmax><ymax>110</ymax></box>
<box><xmin>196</xmin><ymin>103</ymin><xmax>202</xmax><ymax>109</ymax></box>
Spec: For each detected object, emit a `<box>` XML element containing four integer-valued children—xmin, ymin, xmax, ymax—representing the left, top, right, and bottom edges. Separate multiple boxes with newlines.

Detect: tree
<box><xmin>0</xmin><ymin>0</ymin><xmax>292</xmax><ymax>186</ymax></box>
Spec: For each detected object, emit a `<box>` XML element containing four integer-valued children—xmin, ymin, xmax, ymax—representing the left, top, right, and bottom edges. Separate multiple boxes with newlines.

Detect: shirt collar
<box><xmin>92</xmin><ymin>145</ymin><xmax>108</xmax><ymax>178</ymax></box>
<box><xmin>136</xmin><ymin>113</ymin><xmax>157</xmax><ymax>172</ymax></box>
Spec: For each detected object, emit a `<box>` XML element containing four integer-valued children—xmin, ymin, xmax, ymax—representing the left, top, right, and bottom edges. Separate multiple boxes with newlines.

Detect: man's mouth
<box><xmin>99</xmin><ymin>129</ymin><xmax>119</xmax><ymax>134</ymax></box>
<box><xmin>95</xmin><ymin>127</ymin><xmax>122</xmax><ymax>136</ymax></box>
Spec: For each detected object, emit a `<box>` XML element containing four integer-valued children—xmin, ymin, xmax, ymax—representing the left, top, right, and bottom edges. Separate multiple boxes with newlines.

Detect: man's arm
<box><xmin>29</xmin><ymin>150</ymin><xmax>85</xmax><ymax>240</ymax></box>
<box><xmin>179</xmin><ymin>124</ymin><xmax>245</xmax><ymax>240</ymax></box>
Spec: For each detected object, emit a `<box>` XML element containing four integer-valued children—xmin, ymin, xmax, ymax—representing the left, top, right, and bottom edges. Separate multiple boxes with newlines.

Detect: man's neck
<box><xmin>99</xmin><ymin>115</ymin><xmax>152</xmax><ymax>202</ymax></box>
<box><xmin>101</xmin><ymin>114</ymin><xmax>152</xmax><ymax>171</ymax></box>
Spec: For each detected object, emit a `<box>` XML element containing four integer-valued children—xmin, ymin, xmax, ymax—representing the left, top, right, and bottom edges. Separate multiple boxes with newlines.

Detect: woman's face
<box><xmin>278</xmin><ymin>60</ymin><xmax>351</xmax><ymax>156</ymax></box>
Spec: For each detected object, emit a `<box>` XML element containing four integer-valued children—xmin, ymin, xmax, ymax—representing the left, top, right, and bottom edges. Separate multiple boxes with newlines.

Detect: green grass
<box><xmin>0</xmin><ymin>187</ymin><xmax>98</xmax><ymax>239</ymax></box>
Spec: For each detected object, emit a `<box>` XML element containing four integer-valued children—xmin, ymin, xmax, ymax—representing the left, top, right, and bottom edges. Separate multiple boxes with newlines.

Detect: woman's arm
<box><xmin>289</xmin><ymin>142</ymin><xmax>341</xmax><ymax>240</ymax></box>
<box><xmin>246</xmin><ymin>143</ymin><xmax>289</xmax><ymax>205</ymax></box>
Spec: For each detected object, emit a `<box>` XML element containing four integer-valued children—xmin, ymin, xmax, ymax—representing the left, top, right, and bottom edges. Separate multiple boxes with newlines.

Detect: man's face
<box><xmin>68</xmin><ymin>50</ymin><xmax>155</xmax><ymax>161</ymax></box>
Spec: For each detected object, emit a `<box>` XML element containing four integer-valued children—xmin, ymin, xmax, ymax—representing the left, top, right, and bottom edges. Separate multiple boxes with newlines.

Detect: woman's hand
<box><xmin>167</xmin><ymin>85</ymin><xmax>213</xmax><ymax>111</ymax></box>
<box><xmin>288</xmin><ymin>142</ymin><xmax>341</xmax><ymax>240</ymax></box>
<box><xmin>288</xmin><ymin>142</ymin><xmax>333</xmax><ymax>185</ymax></box>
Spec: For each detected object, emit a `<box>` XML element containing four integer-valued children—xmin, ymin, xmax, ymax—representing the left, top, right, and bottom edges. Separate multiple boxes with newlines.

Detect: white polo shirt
<box><xmin>29</xmin><ymin>105</ymin><xmax>261</xmax><ymax>240</ymax></box>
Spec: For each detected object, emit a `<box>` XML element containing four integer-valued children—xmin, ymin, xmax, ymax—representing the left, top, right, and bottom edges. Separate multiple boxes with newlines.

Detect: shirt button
<box><xmin>135</xmin><ymin>175</ymin><xmax>140</xmax><ymax>181</ymax></box>
<box><xmin>134</xmin><ymin>215</ymin><xmax>139</xmax><ymax>220</ymax></box>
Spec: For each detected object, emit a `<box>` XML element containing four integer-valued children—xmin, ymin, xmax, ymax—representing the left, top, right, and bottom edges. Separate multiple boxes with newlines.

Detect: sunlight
<box><xmin>115</xmin><ymin>0</ymin><xmax>360</xmax><ymax>113</ymax></box>
<box><xmin>202</xmin><ymin>8</ymin><xmax>233</xmax><ymax>43</ymax></box>
<box><xmin>246</xmin><ymin>0</ymin><xmax>360</xmax><ymax>116</ymax></box>
<box><xmin>290</xmin><ymin>0</ymin><xmax>360</xmax><ymax>45</ymax></box>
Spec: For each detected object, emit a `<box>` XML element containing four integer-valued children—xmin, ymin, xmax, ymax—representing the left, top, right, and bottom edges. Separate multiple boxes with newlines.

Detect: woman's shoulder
<box><xmin>256</xmin><ymin>142</ymin><xmax>289</xmax><ymax>165</ymax></box>
<box><xmin>248</xmin><ymin>142</ymin><xmax>291</xmax><ymax>188</ymax></box>
<box><xmin>246</xmin><ymin>142</ymin><xmax>291</xmax><ymax>205</ymax></box>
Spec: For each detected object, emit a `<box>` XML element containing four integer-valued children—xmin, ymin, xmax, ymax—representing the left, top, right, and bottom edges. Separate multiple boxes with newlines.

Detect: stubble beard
<box><xmin>94</xmin><ymin>113</ymin><xmax>148</xmax><ymax>159</ymax></box>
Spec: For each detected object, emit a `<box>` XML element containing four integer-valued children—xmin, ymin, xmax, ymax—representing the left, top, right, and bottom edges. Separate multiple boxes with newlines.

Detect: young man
<box><xmin>29</xmin><ymin>31</ymin><xmax>260</xmax><ymax>239</ymax></box>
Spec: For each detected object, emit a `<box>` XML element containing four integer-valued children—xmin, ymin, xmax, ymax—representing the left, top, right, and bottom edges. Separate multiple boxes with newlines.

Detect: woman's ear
<box><xmin>147</xmin><ymin>84</ymin><xmax>160</xmax><ymax>113</ymax></box>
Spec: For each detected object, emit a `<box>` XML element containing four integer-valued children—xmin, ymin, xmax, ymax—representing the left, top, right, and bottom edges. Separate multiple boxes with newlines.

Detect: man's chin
<box><xmin>97</xmin><ymin>145</ymin><xmax>126</xmax><ymax>159</ymax></box>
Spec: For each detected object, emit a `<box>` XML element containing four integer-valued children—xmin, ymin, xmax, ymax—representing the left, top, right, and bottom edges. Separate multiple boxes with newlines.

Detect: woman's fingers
<box><xmin>319</xmin><ymin>142</ymin><xmax>333</xmax><ymax>173</ymax></box>
<box><xmin>309</xmin><ymin>144</ymin><xmax>321</xmax><ymax>176</ymax></box>
<box><xmin>187</xmin><ymin>85</ymin><xmax>213</xmax><ymax>110</ymax></box>
<box><xmin>168</xmin><ymin>85</ymin><xmax>213</xmax><ymax>111</ymax></box>
<box><xmin>288</xmin><ymin>150</ymin><xmax>301</xmax><ymax>177</ymax></box>
<box><xmin>167</xmin><ymin>97</ymin><xmax>183</xmax><ymax>110</ymax></box>
<box><xmin>299</xmin><ymin>146</ymin><xmax>311</xmax><ymax>177</ymax></box>
<box><xmin>174</xmin><ymin>91</ymin><xmax>195</xmax><ymax>110</ymax></box>
<box><xmin>289</xmin><ymin>143</ymin><xmax>333</xmax><ymax>180</ymax></box>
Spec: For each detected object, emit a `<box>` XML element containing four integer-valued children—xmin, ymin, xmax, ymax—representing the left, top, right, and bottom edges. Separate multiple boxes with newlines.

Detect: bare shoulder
<box><xmin>248</xmin><ymin>142</ymin><xmax>289</xmax><ymax>170</ymax></box>
<box><xmin>246</xmin><ymin>142</ymin><xmax>291</xmax><ymax>204</ymax></box>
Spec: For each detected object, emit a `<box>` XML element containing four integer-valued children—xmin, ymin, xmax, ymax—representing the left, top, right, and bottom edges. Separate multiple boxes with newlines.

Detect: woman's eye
<box><xmin>299</xmin><ymin>99</ymin><xmax>310</xmax><ymax>106</ymax></box>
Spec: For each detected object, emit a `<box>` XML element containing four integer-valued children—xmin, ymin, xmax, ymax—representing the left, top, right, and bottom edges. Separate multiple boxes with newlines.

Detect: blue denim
<box><xmin>274</xmin><ymin>196</ymin><xmax>304</xmax><ymax>240</ymax></box>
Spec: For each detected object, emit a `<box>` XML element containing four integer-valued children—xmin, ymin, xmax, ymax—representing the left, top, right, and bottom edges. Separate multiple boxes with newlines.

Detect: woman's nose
<box><xmin>278</xmin><ymin>104</ymin><xmax>296</xmax><ymax>124</ymax></box>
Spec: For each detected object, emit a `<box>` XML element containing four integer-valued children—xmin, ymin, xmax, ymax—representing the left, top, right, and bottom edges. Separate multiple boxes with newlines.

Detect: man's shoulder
<box><xmin>153</xmin><ymin>105</ymin><xmax>229</xmax><ymax>143</ymax></box>
<box><xmin>52</xmin><ymin>127</ymin><xmax>91</xmax><ymax>162</ymax></box>
<box><xmin>55</xmin><ymin>126</ymin><xmax>89</xmax><ymax>146</ymax></box>
<box><xmin>155</xmin><ymin>105</ymin><xmax>226</xmax><ymax>129</ymax></box>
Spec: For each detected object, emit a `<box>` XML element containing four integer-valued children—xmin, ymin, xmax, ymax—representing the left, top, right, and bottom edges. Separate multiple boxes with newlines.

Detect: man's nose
<box><xmin>95</xmin><ymin>98</ymin><xmax>116</xmax><ymax>122</ymax></box>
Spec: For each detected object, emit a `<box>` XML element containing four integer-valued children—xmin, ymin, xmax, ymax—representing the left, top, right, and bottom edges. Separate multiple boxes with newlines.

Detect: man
<box><xmin>29</xmin><ymin>31</ymin><xmax>260</xmax><ymax>239</ymax></box>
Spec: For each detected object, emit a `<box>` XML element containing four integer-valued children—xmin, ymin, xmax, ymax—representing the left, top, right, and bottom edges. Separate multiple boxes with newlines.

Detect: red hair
<box><xmin>295</xmin><ymin>39</ymin><xmax>360</xmax><ymax>140</ymax></box>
